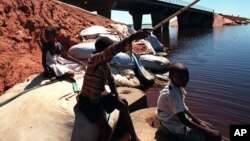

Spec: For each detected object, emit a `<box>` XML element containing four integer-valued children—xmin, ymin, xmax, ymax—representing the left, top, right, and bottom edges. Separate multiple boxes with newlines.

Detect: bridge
<box><xmin>58</xmin><ymin>0</ymin><xmax>214</xmax><ymax>46</ymax></box>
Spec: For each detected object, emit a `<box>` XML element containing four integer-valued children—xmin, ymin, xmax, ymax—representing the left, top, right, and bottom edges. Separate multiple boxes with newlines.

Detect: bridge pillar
<box><xmin>96</xmin><ymin>0</ymin><xmax>116</xmax><ymax>19</ymax></box>
<box><xmin>177</xmin><ymin>12</ymin><xmax>200</xmax><ymax>28</ymax></box>
<box><xmin>151</xmin><ymin>11</ymin><xmax>163</xmax><ymax>38</ymax></box>
<box><xmin>177</xmin><ymin>12</ymin><xmax>214</xmax><ymax>29</ymax></box>
<box><xmin>151</xmin><ymin>10</ymin><xmax>175</xmax><ymax>48</ymax></box>
<box><xmin>129</xmin><ymin>11</ymin><xmax>143</xmax><ymax>30</ymax></box>
<box><xmin>97</xmin><ymin>9</ymin><xmax>112</xmax><ymax>19</ymax></box>
<box><xmin>79</xmin><ymin>0</ymin><xmax>116</xmax><ymax>19</ymax></box>
<box><xmin>200</xmin><ymin>13</ymin><xmax>214</xmax><ymax>27</ymax></box>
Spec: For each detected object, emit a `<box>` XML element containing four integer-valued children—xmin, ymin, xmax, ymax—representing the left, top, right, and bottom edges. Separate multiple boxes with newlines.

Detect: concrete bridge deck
<box><xmin>59</xmin><ymin>0</ymin><xmax>214</xmax><ymax>27</ymax></box>
<box><xmin>58</xmin><ymin>0</ymin><xmax>214</xmax><ymax>47</ymax></box>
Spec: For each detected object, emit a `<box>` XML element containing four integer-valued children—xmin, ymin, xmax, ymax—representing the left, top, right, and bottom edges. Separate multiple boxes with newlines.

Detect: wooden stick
<box><xmin>152</xmin><ymin>0</ymin><xmax>201</xmax><ymax>32</ymax></box>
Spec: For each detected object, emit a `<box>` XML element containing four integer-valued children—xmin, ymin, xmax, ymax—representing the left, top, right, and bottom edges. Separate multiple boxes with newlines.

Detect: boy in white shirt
<box><xmin>155</xmin><ymin>63</ymin><xmax>222</xmax><ymax>141</ymax></box>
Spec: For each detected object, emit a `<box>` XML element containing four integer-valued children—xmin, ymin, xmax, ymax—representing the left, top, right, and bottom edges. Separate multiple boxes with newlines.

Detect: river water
<box><xmin>146</xmin><ymin>25</ymin><xmax>250</xmax><ymax>138</ymax></box>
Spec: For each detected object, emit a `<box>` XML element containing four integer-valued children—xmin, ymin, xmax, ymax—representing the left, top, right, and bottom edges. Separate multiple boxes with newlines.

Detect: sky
<box><xmin>111</xmin><ymin>0</ymin><xmax>250</xmax><ymax>24</ymax></box>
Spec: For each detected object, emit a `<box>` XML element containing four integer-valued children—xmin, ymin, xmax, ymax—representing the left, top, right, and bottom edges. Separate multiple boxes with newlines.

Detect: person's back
<box><xmin>155</xmin><ymin>62</ymin><xmax>222</xmax><ymax>141</ymax></box>
<box><xmin>80</xmin><ymin>37</ymin><xmax>118</xmax><ymax>101</ymax></box>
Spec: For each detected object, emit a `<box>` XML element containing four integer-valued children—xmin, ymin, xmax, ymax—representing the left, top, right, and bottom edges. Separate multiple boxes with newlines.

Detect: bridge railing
<box><xmin>156</xmin><ymin>0</ymin><xmax>214</xmax><ymax>12</ymax></box>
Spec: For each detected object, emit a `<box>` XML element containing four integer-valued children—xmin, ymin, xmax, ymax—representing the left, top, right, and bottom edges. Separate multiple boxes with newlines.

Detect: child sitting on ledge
<box><xmin>155</xmin><ymin>62</ymin><xmax>222</xmax><ymax>141</ymax></box>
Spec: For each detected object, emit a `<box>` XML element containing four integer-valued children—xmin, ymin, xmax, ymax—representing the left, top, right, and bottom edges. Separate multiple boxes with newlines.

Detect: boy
<box><xmin>155</xmin><ymin>62</ymin><xmax>222</xmax><ymax>141</ymax></box>
<box><xmin>42</xmin><ymin>26</ymin><xmax>84</xmax><ymax>78</ymax></box>
<box><xmin>77</xmin><ymin>30</ymin><xmax>150</xmax><ymax>141</ymax></box>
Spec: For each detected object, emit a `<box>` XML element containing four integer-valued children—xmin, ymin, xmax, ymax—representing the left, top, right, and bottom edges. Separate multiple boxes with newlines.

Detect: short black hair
<box><xmin>44</xmin><ymin>26</ymin><xmax>57</xmax><ymax>38</ymax></box>
<box><xmin>169</xmin><ymin>62</ymin><xmax>188</xmax><ymax>76</ymax></box>
<box><xmin>94</xmin><ymin>37</ymin><xmax>114</xmax><ymax>53</ymax></box>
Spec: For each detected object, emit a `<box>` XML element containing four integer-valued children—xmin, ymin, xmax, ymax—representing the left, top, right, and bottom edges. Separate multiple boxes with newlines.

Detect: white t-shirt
<box><xmin>156</xmin><ymin>82</ymin><xmax>189</xmax><ymax>134</ymax></box>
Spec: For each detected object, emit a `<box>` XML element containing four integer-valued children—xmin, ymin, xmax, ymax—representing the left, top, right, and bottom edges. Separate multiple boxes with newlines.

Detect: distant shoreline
<box><xmin>127</xmin><ymin>13</ymin><xmax>250</xmax><ymax>28</ymax></box>
<box><xmin>170</xmin><ymin>13</ymin><xmax>250</xmax><ymax>27</ymax></box>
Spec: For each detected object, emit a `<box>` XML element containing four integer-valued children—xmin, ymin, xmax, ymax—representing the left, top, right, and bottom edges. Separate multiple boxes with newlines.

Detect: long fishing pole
<box><xmin>124</xmin><ymin>0</ymin><xmax>201</xmax><ymax>55</ymax></box>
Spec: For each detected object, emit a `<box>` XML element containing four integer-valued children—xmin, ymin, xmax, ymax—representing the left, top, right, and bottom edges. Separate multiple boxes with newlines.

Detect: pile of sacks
<box><xmin>68</xmin><ymin>24</ymin><xmax>170</xmax><ymax>87</ymax></box>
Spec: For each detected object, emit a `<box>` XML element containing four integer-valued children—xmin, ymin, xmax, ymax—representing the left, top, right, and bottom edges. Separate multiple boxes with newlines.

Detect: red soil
<box><xmin>0</xmin><ymin>0</ymin><xmax>116</xmax><ymax>95</ymax></box>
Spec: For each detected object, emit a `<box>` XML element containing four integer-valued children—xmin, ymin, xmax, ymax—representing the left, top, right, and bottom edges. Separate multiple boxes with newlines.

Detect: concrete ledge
<box><xmin>131</xmin><ymin>107</ymin><xmax>158</xmax><ymax>141</ymax></box>
<box><xmin>118</xmin><ymin>87</ymin><xmax>148</xmax><ymax>113</ymax></box>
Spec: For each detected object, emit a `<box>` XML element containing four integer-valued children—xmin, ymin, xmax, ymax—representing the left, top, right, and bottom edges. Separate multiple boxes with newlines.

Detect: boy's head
<box><xmin>44</xmin><ymin>26</ymin><xmax>57</xmax><ymax>42</ymax></box>
<box><xmin>169</xmin><ymin>63</ymin><xmax>189</xmax><ymax>87</ymax></box>
<box><xmin>94</xmin><ymin>37</ymin><xmax>114</xmax><ymax>53</ymax></box>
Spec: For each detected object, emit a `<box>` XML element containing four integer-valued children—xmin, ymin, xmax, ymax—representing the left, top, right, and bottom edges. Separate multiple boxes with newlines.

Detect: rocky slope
<box><xmin>213</xmin><ymin>13</ymin><xmax>249</xmax><ymax>26</ymax></box>
<box><xmin>0</xmin><ymin>0</ymin><xmax>116</xmax><ymax>95</ymax></box>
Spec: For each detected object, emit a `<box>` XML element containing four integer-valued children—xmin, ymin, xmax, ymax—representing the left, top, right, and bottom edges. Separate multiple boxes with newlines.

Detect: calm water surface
<box><xmin>146</xmin><ymin>25</ymin><xmax>250</xmax><ymax>138</ymax></box>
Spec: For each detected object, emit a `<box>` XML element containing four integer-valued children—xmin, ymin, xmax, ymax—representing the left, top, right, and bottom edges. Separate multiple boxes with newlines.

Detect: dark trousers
<box><xmin>77</xmin><ymin>94</ymin><xmax>125</xmax><ymax>123</ymax></box>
